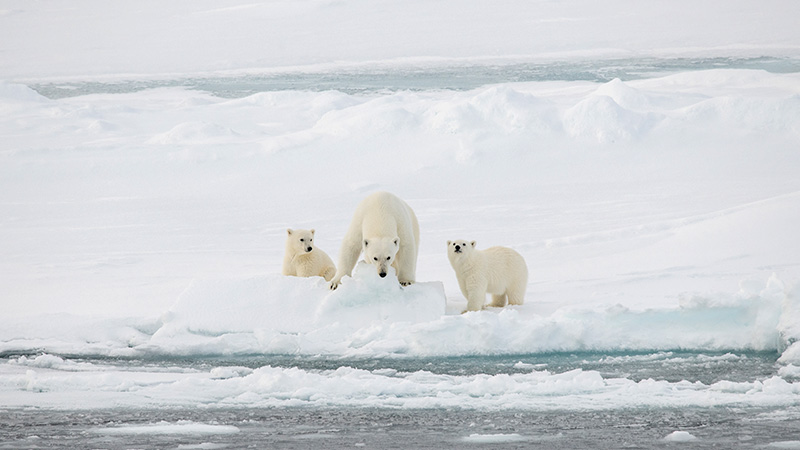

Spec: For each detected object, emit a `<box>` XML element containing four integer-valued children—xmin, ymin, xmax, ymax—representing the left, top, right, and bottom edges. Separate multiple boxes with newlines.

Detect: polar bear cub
<box><xmin>447</xmin><ymin>240</ymin><xmax>528</xmax><ymax>313</ymax></box>
<box><xmin>330</xmin><ymin>191</ymin><xmax>420</xmax><ymax>290</ymax></box>
<box><xmin>282</xmin><ymin>228</ymin><xmax>336</xmax><ymax>281</ymax></box>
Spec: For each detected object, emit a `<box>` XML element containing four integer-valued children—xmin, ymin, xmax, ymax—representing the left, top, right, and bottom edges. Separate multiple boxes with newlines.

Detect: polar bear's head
<box><xmin>447</xmin><ymin>240</ymin><xmax>476</xmax><ymax>263</ymax></box>
<box><xmin>363</xmin><ymin>237</ymin><xmax>399</xmax><ymax>278</ymax></box>
<box><xmin>286</xmin><ymin>228</ymin><xmax>316</xmax><ymax>254</ymax></box>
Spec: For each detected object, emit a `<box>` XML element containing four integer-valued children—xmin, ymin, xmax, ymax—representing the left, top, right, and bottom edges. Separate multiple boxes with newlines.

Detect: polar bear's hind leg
<box><xmin>507</xmin><ymin>286</ymin><xmax>525</xmax><ymax>305</ymax></box>
<box><xmin>490</xmin><ymin>294</ymin><xmax>507</xmax><ymax>307</ymax></box>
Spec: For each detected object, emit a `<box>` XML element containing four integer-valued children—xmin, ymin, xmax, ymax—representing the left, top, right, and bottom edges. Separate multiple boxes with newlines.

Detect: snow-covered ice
<box><xmin>1</xmin><ymin>2</ymin><xmax>800</xmax><ymax>447</ymax></box>
<box><xmin>2</xmin><ymin>70</ymin><xmax>799</xmax><ymax>364</ymax></box>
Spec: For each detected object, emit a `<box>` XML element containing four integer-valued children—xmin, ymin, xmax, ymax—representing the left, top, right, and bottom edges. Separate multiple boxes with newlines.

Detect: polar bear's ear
<box><xmin>310</xmin><ymin>229</ymin><xmax>315</xmax><ymax>235</ymax></box>
<box><xmin>393</xmin><ymin>238</ymin><xmax>399</xmax><ymax>247</ymax></box>
<box><xmin>364</xmin><ymin>239</ymin><xmax>369</xmax><ymax>247</ymax></box>
<box><xmin>447</xmin><ymin>240</ymin><xmax>452</xmax><ymax>246</ymax></box>
<box><xmin>287</xmin><ymin>229</ymin><xmax>293</xmax><ymax>235</ymax></box>
<box><xmin>470</xmin><ymin>241</ymin><xmax>476</xmax><ymax>247</ymax></box>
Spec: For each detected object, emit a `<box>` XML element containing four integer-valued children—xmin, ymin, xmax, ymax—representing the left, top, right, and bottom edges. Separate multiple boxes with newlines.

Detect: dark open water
<box><xmin>4</xmin><ymin>405</ymin><xmax>800</xmax><ymax>449</ymax></box>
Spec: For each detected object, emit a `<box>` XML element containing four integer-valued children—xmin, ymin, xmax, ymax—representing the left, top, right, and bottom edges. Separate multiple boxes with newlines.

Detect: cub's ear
<box><xmin>364</xmin><ymin>239</ymin><xmax>369</xmax><ymax>247</ymax></box>
<box><xmin>287</xmin><ymin>229</ymin><xmax>293</xmax><ymax>235</ymax></box>
<box><xmin>447</xmin><ymin>240</ymin><xmax>452</xmax><ymax>246</ymax></box>
<box><xmin>470</xmin><ymin>241</ymin><xmax>477</xmax><ymax>247</ymax></box>
<box><xmin>393</xmin><ymin>238</ymin><xmax>399</xmax><ymax>246</ymax></box>
<box><xmin>310</xmin><ymin>229</ymin><xmax>315</xmax><ymax>235</ymax></box>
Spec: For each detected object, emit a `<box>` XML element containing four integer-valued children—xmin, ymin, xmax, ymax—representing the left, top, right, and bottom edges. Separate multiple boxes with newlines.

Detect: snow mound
<box><xmin>147</xmin><ymin>262</ymin><xmax>446</xmax><ymax>355</ymax></box>
<box><xmin>563</xmin><ymin>90</ymin><xmax>659</xmax><ymax>142</ymax></box>
<box><xmin>147</xmin><ymin>121</ymin><xmax>238</xmax><ymax>145</ymax></box>
<box><xmin>317</xmin><ymin>263</ymin><xmax>446</xmax><ymax>327</ymax></box>
<box><xmin>594</xmin><ymin>78</ymin><xmax>655</xmax><ymax>111</ymax></box>
<box><xmin>425</xmin><ymin>85</ymin><xmax>561</xmax><ymax>136</ymax></box>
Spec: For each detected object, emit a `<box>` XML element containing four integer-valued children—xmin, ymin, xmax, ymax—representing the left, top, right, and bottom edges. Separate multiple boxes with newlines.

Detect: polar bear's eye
<box><xmin>386</xmin><ymin>257</ymin><xmax>391</xmax><ymax>261</ymax></box>
<box><xmin>373</xmin><ymin>257</ymin><xmax>378</xmax><ymax>261</ymax></box>
<box><xmin>300</xmin><ymin>239</ymin><xmax>304</xmax><ymax>242</ymax></box>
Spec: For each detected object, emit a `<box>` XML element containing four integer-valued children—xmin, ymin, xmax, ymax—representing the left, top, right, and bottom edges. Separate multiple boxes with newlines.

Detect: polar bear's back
<box><xmin>482</xmin><ymin>246</ymin><xmax>528</xmax><ymax>286</ymax></box>
<box><xmin>356</xmin><ymin>191</ymin><xmax>418</xmax><ymax>238</ymax></box>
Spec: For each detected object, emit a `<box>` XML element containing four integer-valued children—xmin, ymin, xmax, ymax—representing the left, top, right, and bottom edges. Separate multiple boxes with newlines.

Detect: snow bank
<box><xmin>137</xmin><ymin>274</ymin><xmax>800</xmax><ymax>360</ymax></box>
<box><xmin>1</xmin><ymin>272</ymin><xmax>794</xmax><ymax>360</ymax></box>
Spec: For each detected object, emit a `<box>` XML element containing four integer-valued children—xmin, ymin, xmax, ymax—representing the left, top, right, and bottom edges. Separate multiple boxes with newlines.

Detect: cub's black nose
<box><xmin>306</xmin><ymin>247</ymin><xmax>312</xmax><ymax>252</ymax></box>
<box><xmin>379</xmin><ymin>272</ymin><xmax>387</xmax><ymax>278</ymax></box>
<box><xmin>454</xmin><ymin>245</ymin><xmax>461</xmax><ymax>252</ymax></box>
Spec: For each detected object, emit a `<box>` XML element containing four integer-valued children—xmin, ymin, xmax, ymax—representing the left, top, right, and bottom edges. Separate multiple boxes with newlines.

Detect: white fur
<box><xmin>282</xmin><ymin>228</ymin><xmax>336</xmax><ymax>281</ymax></box>
<box><xmin>447</xmin><ymin>240</ymin><xmax>528</xmax><ymax>313</ymax></box>
<box><xmin>330</xmin><ymin>192</ymin><xmax>420</xmax><ymax>289</ymax></box>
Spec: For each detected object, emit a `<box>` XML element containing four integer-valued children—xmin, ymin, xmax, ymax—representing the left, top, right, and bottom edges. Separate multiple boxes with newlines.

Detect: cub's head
<box><xmin>286</xmin><ymin>228</ymin><xmax>316</xmax><ymax>254</ymax></box>
<box><xmin>363</xmin><ymin>237</ymin><xmax>399</xmax><ymax>278</ymax></box>
<box><xmin>447</xmin><ymin>240</ymin><xmax>476</xmax><ymax>262</ymax></box>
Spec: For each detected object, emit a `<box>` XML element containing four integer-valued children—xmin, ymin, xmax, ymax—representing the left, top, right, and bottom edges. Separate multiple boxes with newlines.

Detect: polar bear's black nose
<box><xmin>454</xmin><ymin>245</ymin><xmax>461</xmax><ymax>252</ymax></box>
<box><xmin>306</xmin><ymin>247</ymin><xmax>312</xmax><ymax>252</ymax></box>
<box><xmin>379</xmin><ymin>272</ymin><xmax>387</xmax><ymax>278</ymax></box>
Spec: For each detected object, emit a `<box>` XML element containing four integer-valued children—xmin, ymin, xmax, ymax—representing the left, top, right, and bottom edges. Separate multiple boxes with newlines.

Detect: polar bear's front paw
<box><xmin>329</xmin><ymin>280</ymin><xmax>340</xmax><ymax>290</ymax></box>
<box><xmin>399</xmin><ymin>280</ymin><xmax>414</xmax><ymax>287</ymax></box>
<box><xmin>462</xmin><ymin>304</ymin><xmax>485</xmax><ymax>314</ymax></box>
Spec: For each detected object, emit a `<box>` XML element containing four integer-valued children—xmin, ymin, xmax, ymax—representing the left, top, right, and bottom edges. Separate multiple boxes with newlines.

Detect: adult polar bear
<box><xmin>329</xmin><ymin>192</ymin><xmax>420</xmax><ymax>290</ymax></box>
